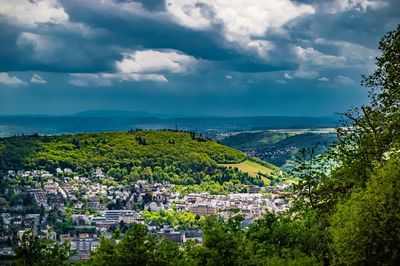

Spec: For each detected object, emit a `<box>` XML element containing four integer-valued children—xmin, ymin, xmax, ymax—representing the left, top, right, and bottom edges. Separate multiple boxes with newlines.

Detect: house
<box><xmin>158</xmin><ymin>228</ymin><xmax>185</xmax><ymax>243</ymax></box>
<box><xmin>189</xmin><ymin>204</ymin><xmax>218</xmax><ymax>216</ymax></box>
<box><xmin>34</xmin><ymin>192</ymin><xmax>48</xmax><ymax>207</ymax></box>
<box><xmin>1</xmin><ymin>213</ymin><xmax>11</xmax><ymax>225</ymax></box>
<box><xmin>249</xmin><ymin>185</ymin><xmax>261</xmax><ymax>193</ymax></box>
<box><xmin>273</xmin><ymin>199</ymin><xmax>286</xmax><ymax>210</ymax></box>
<box><xmin>94</xmin><ymin>169</ymin><xmax>105</xmax><ymax>178</ymax></box>
<box><xmin>60</xmin><ymin>234</ymin><xmax>74</xmax><ymax>242</ymax></box>
<box><xmin>240</xmin><ymin>218</ymin><xmax>254</xmax><ymax>229</ymax></box>
<box><xmin>184</xmin><ymin>230</ymin><xmax>202</xmax><ymax>243</ymax></box>
<box><xmin>46</xmin><ymin>230</ymin><xmax>57</xmax><ymax>241</ymax></box>
<box><xmin>7</xmin><ymin>170</ymin><xmax>15</xmax><ymax>176</ymax></box>
<box><xmin>145</xmin><ymin>202</ymin><xmax>164</xmax><ymax>212</ymax></box>
<box><xmin>64</xmin><ymin>168</ymin><xmax>73</xmax><ymax>174</ymax></box>
<box><xmin>90</xmin><ymin>240</ymin><xmax>100</xmax><ymax>252</ymax></box>
<box><xmin>0</xmin><ymin>247</ymin><xmax>14</xmax><ymax>256</ymax></box>
<box><xmin>146</xmin><ymin>221</ymin><xmax>158</xmax><ymax>231</ymax></box>
<box><xmin>12</xmin><ymin>215</ymin><xmax>23</xmax><ymax>226</ymax></box>
<box><xmin>73</xmin><ymin>215</ymin><xmax>88</xmax><ymax>226</ymax></box>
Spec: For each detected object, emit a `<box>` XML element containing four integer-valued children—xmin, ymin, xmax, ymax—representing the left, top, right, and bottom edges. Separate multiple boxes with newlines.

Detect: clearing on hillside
<box><xmin>220</xmin><ymin>160</ymin><xmax>280</xmax><ymax>185</ymax></box>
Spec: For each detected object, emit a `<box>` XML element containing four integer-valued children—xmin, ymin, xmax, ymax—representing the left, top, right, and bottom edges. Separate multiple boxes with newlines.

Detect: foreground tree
<box><xmin>245</xmin><ymin>212</ymin><xmax>324</xmax><ymax>266</ymax></box>
<box><xmin>88</xmin><ymin>223</ymin><xmax>182</xmax><ymax>266</ymax></box>
<box><xmin>326</xmin><ymin>25</ymin><xmax>400</xmax><ymax>265</ymax></box>
<box><xmin>330</xmin><ymin>156</ymin><xmax>400</xmax><ymax>265</ymax></box>
<box><xmin>13</xmin><ymin>230</ymin><xmax>70</xmax><ymax>266</ymax></box>
<box><xmin>329</xmin><ymin>25</ymin><xmax>400</xmax><ymax>194</ymax></box>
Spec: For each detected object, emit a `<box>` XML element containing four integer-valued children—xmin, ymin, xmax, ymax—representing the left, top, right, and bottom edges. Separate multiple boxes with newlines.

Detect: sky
<box><xmin>0</xmin><ymin>0</ymin><xmax>399</xmax><ymax>117</ymax></box>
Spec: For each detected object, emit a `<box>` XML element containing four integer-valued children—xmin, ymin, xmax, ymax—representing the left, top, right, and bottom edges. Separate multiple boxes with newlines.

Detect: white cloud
<box><xmin>166</xmin><ymin>0</ymin><xmax>315</xmax><ymax>58</ymax></box>
<box><xmin>284</xmin><ymin>73</ymin><xmax>293</xmax><ymax>79</ymax></box>
<box><xmin>0</xmin><ymin>0</ymin><xmax>68</xmax><ymax>27</ymax></box>
<box><xmin>335</xmin><ymin>75</ymin><xmax>357</xmax><ymax>86</ymax></box>
<box><xmin>314</xmin><ymin>38</ymin><xmax>377</xmax><ymax>71</ymax></box>
<box><xmin>290</xmin><ymin>39</ymin><xmax>378</xmax><ymax>81</ymax></box>
<box><xmin>276</xmin><ymin>80</ymin><xmax>287</xmax><ymax>84</ymax></box>
<box><xmin>225</xmin><ymin>75</ymin><xmax>232</xmax><ymax>79</ymax></box>
<box><xmin>246</xmin><ymin>40</ymin><xmax>275</xmax><ymax>58</ymax></box>
<box><xmin>320</xmin><ymin>0</ymin><xmax>387</xmax><ymax>14</ymax></box>
<box><xmin>17</xmin><ymin>32</ymin><xmax>63</xmax><ymax>64</ymax></box>
<box><xmin>103</xmin><ymin>73</ymin><xmax>168</xmax><ymax>83</ymax></box>
<box><xmin>293</xmin><ymin>46</ymin><xmax>345</xmax><ymax>67</ymax></box>
<box><xmin>69</xmin><ymin>49</ymin><xmax>196</xmax><ymax>86</ymax></box>
<box><xmin>68</xmin><ymin>78</ymin><xmax>90</xmax><ymax>87</ymax></box>
<box><xmin>294</xmin><ymin>68</ymin><xmax>320</xmax><ymax>79</ymax></box>
<box><xmin>291</xmin><ymin>46</ymin><xmax>347</xmax><ymax>80</ymax></box>
<box><xmin>68</xmin><ymin>72</ymin><xmax>168</xmax><ymax>87</ymax></box>
<box><xmin>30</xmin><ymin>74</ymin><xmax>47</xmax><ymax>84</ymax></box>
<box><xmin>0</xmin><ymin>73</ymin><xmax>26</xmax><ymax>86</ymax></box>
<box><xmin>116</xmin><ymin>50</ymin><xmax>196</xmax><ymax>74</ymax></box>
<box><xmin>0</xmin><ymin>0</ymin><xmax>97</xmax><ymax>37</ymax></box>
<box><xmin>318</xmin><ymin>77</ymin><xmax>330</xmax><ymax>82</ymax></box>
<box><xmin>69</xmin><ymin>73</ymin><xmax>114</xmax><ymax>87</ymax></box>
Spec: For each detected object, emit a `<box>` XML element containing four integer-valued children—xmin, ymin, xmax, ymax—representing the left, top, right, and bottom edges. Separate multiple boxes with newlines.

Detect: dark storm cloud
<box><xmin>60</xmin><ymin>0</ymin><xmax>245</xmax><ymax>61</ymax></box>
<box><xmin>0</xmin><ymin>17</ymin><xmax>120</xmax><ymax>72</ymax></box>
<box><xmin>0</xmin><ymin>0</ymin><xmax>269</xmax><ymax>74</ymax></box>
<box><xmin>0</xmin><ymin>0</ymin><xmax>399</xmax><ymax>116</ymax></box>
<box><xmin>0</xmin><ymin>21</ymin><xmax>21</xmax><ymax>71</ymax></box>
<box><xmin>133</xmin><ymin>0</ymin><xmax>166</xmax><ymax>11</ymax></box>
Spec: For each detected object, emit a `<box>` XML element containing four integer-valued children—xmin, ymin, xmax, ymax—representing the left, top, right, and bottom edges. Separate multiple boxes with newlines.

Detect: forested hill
<box><xmin>0</xmin><ymin>130</ymin><xmax>273</xmax><ymax>186</ymax></box>
<box><xmin>0</xmin><ymin>130</ymin><xmax>246</xmax><ymax>171</ymax></box>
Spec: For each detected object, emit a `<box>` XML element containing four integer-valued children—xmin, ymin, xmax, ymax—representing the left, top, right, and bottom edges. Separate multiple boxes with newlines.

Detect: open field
<box><xmin>219</xmin><ymin>160</ymin><xmax>278</xmax><ymax>183</ymax></box>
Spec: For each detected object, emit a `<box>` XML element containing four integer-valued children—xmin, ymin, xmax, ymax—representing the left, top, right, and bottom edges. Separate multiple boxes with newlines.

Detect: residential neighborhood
<box><xmin>0</xmin><ymin>168</ymin><xmax>290</xmax><ymax>261</ymax></box>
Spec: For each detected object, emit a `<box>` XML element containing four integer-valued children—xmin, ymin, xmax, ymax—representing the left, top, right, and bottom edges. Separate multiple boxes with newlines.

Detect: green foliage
<box><xmin>13</xmin><ymin>230</ymin><xmax>70</xmax><ymax>266</ymax></box>
<box><xmin>220</xmin><ymin>131</ymin><xmax>288</xmax><ymax>150</ymax></box>
<box><xmin>88</xmin><ymin>214</ymin><xmax>323</xmax><ymax>266</ymax></box>
<box><xmin>88</xmin><ymin>223</ymin><xmax>182</xmax><ymax>266</ymax></box>
<box><xmin>330</xmin><ymin>156</ymin><xmax>400</xmax><ymax>265</ymax></box>
<box><xmin>327</xmin><ymin>25</ymin><xmax>400</xmax><ymax>195</ymax></box>
<box><xmin>142</xmin><ymin>210</ymin><xmax>202</xmax><ymax>229</ymax></box>
<box><xmin>171</xmin><ymin>181</ymin><xmax>248</xmax><ymax>195</ymax></box>
<box><xmin>245</xmin><ymin>211</ymin><xmax>325</xmax><ymax>265</ymax></box>
<box><xmin>0</xmin><ymin>131</ymin><xmax>245</xmax><ymax>172</ymax></box>
<box><xmin>4</xmin><ymin>26</ymin><xmax>400</xmax><ymax>266</ymax></box>
<box><xmin>0</xmin><ymin>135</ymin><xmax>42</xmax><ymax>174</ymax></box>
<box><xmin>290</xmin><ymin>147</ymin><xmax>328</xmax><ymax>211</ymax></box>
<box><xmin>275</xmin><ymin>25</ymin><xmax>400</xmax><ymax>265</ymax></box>
<box><xmin>195</xmin><ymin>215</ymin><xmax>245</xmax><ymax>266</ymax></box>
<box><xmin>291</xmin><ymin>25</ymin><xmax>400</xmax><ymax>265</ymax></box>
<box><xmin>221</xmin><ymin>131</ymin><xmax>335</xmax><ymax>169</ymax></box>
<box><xmin>0</xmin><ymin>131</ymin><xmax>252</xmax><ymax>186</ymax></box>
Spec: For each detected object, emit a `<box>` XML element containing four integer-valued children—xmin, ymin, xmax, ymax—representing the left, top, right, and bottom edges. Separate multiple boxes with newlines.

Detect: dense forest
<box><xmin>0</xmin><ymin>130</ymin><xmax>272</xmax><ymax>188</ymax></box>
<box><xmin>0</xmin><ymin>130</ymin><xmax>245</xmax><ymax>170</ymax></box>
<box><xmin>6</xmin><ymin>25</ymin><xmax>400</xmax><ymax>265</ymax></box>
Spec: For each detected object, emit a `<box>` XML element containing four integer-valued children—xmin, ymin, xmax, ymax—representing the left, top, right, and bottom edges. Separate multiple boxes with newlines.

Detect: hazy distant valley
<box><xmin>0</xmin><ymin>112</ymin><xmax>337</xmax><ymax>171</ymax></box>
<box><xmin>0</xmin><ymin>111</ymin><xmax>338</xmax><ymax>137</ymax></box>
<box><xmin>220</xmin><ymin>129</ymin><xmax>336</xmax><ymax>170</ymax></box>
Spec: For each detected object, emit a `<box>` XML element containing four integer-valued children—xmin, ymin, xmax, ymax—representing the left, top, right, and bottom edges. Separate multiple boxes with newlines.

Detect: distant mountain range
<box><xmin>74</xmin><ymin>110</ymin><xmax>154</xmax><ymax>117</ymax></box>
<box><xmin>74</xmin><ymin>110</ymin><xmax>217</xmax><ymax>119</ymax></box>
<box><xmin>0</xmin><ymin>110</ymin><xmax>340</xmax><ymax>137</ymax></box>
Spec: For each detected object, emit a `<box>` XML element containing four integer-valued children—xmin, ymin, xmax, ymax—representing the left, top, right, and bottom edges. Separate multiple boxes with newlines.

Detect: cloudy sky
<box><xmin>0</xmin><ymin>0</ymin><xmax>399</xmax><ymax>116</ymax></box>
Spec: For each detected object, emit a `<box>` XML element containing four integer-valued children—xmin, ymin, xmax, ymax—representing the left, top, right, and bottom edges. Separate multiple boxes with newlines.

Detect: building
<box><xmin>33</xmin><ymin>192</ymin><xmax>48</xmax><ymax>207</ymax></box>
<box><xmin>184</xmin><ymin>230</ymin><xmax>202</xmax><ymax>243</ymax></box>
<box><xmin>158</xmin><ymin>228</ymin><xmax>185</xmax><ymax>243</ymax></box>
<box><xmin>189</xmin><ymin>204</ymin><xmax>218</xmax><ymax>216</ymax></box>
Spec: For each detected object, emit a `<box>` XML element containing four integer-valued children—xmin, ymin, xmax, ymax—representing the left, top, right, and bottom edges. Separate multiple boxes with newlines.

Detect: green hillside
<box><xmin>221</xmin><ymin>131</ymin><xmax>336</xmax><ymax>169</ymax></box>
<box><xmin>220</xmin><ymin>159</ymin><xmax>281</xmax><ymax>185</ymax></box>
<box><xmin>221</xmin><ymin>131</ymin><xmax>290</xmax><ymax>149</ymax></box>
<box><xmin>0</xmin><ymin>130</ymin><xmax>275</xmax><ymax>188</ymax></box>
